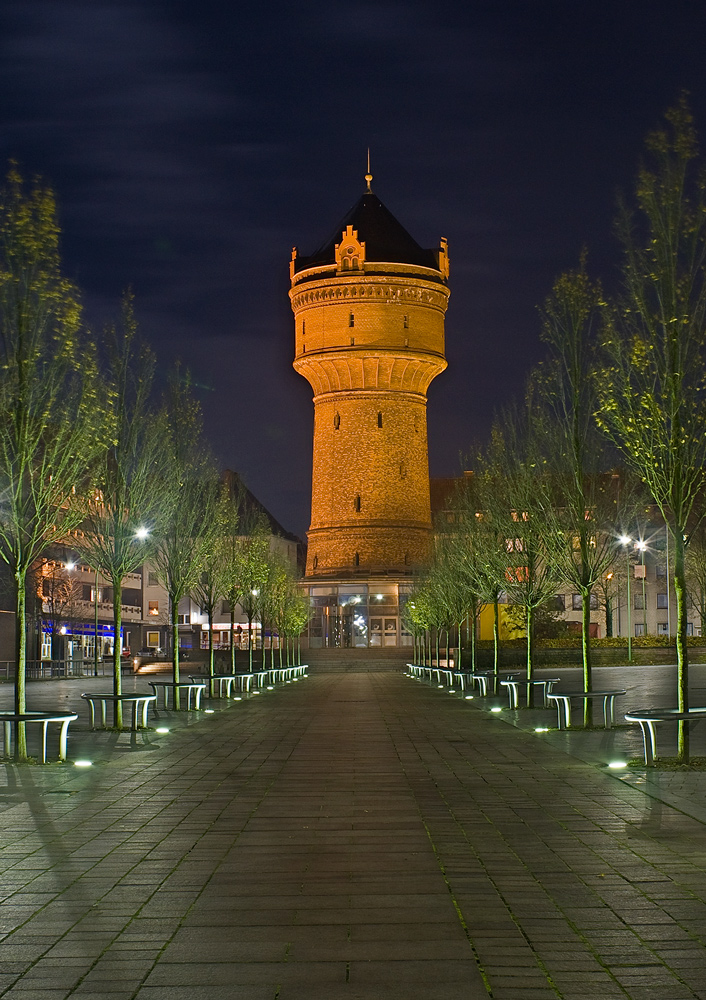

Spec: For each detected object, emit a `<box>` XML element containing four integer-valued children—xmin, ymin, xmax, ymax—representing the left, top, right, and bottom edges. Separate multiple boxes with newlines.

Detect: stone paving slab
<box><xmin>0</xmin><ymin>671</ymin><xmax>705</xmax><ymax>997</ymax></box>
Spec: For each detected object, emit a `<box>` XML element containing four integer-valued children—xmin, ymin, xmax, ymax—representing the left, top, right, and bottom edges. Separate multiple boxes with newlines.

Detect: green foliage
<box><xmin>0</xmin><ymin>168</ymin><xmax>111</xmax><ymax>754</ymax></box>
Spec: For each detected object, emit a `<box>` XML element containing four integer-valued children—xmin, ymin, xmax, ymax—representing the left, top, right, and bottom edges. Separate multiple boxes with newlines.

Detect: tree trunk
<box><xmin>172</xmin><ymin>596</ymin><xmax>181</xmax><ymax>710</ymax></box>
<box><xmin>457</xmin><ymin>620</ymin><xmax>463</xmax><ymax>671</ymax></box>
<box><xmin>493</xmin><ymin>600</ymin><xmax>500</xmax><ymax>694</ymax></box>
<box><xmin>470</xmin><ymin>612</ymin><xmax>476</xmax><ymax>672</ymax></box>
<box><xmin>14</xmin><ymin>570</ymin><xmax>27</xmax><ymax>760</ymax></box>
<box><xmin>674</xmin><ymin>528</ymin><xmax>689</xmax><ymax>760</ymax></box>
<box><xmin>248</xmin><ymin>614</ymin><xmax>253</xmax><ymax>672</ymax></box>
<box><xmin>112</xmin><ymin>577</ymin><xmax>124</xmax><ymax>729</ymax></box>
<box><xmin>230</xmin><ymin>600</ymin><xmax>236</xmax><ymax>674</ymax></box>
<box><xmin>208</xmin><ymin>608</ymin><xmax>215</xmax><ymax>698</ymax></box>
<box><xmin>582</xmin><ymin>589</ymin><xmax>593</xmax><ymax>727</ymax></box>
<box><xmin>526</xmin><ymin>604</ymin><xmax>534</xmax><ymax>707</ymax></box>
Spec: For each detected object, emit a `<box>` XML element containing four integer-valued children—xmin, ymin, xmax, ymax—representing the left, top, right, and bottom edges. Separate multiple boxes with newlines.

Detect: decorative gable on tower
<box><xmin>335</xmin><ymin>225</ymin><xmax>366</xmax><ymax>272</ymax></box>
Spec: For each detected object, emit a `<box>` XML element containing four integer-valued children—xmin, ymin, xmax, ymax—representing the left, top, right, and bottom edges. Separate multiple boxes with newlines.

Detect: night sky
<box><xmin>3</xmin><ymin>1</ymin><xmax>706</xmax><ymax>539</ymax></box>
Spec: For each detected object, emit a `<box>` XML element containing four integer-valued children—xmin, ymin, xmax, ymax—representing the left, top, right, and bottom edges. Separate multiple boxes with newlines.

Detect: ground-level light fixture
<box><xmin>266</xmin><ymin>685</ymin><xmax>274</xmax><ymax>690</ymax></box>
<box><xmin>204</xmin><ymin>709</ymin><xmax>215</xmax><ymax>714</ymax></box>
<box><xmin>465</xmin><ymin>695</ymin><xmax>474</xmax><ymax>700</ymax></box>
<box><xmin>74</xmin><ymin>760</ymin><xmax>92</xmax><ymax>768</ymax></box>
<box><xmin>491</xmin><ymin>706</ymin><xmax>502</xmax><ymax>713</ymax></box>
<box><xmin>608</xmin><ymin>760</ymin><xmax>628</xmax><ymax>769</ymax></box>
<box><xmin>535</xmin><ymin>727</ymin><xmax>549</xmax><ymax>733</ymax></box>
<box><xmin>156</xmin><ymin>727</ymin><xmax>170</xmax><ymax>734</ymax></box>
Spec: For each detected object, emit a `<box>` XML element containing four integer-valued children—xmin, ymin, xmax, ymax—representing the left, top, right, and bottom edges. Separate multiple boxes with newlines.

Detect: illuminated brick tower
<box><xmin>290</xmin><ymin>170</ymin><xmax>449</xmax><ymax>647</ymax></box>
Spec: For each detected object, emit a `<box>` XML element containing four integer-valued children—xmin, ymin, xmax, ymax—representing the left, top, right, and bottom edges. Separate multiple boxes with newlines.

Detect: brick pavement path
<box><xmin>0</xmin><ymin>672</ymin><xmax>705</xmax><ymax>999</ymax></box>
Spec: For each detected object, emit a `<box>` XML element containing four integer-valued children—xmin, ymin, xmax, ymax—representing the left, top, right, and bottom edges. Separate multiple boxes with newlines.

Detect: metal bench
<box><xmin>188</xmin><ymin>674</ymin><xmax>238</xmax><ymax>698</ymax></box>
<box><xmin>547</xmin><ymin>689</ymin><xmax>627</xmax><ymax>729</ymax></box>
<box><xmin>501</xmin><ymin>678</ymin><xmax>560</xmax><ymax>709</ymax></box>
<box><xmin>148</xmin><ymin>681</ymin><xmax>206</xmax><ymax>711</ymax></box>
<box><xmin>624</xmin><ymin>707</ymin><xmax>706</xmax><ymax>764</ymax></box>
<box><xmin>81</xmin><ymin>692</ymin><xmax>156</xmax><ymax>730</ymax></box>
<box><xmin>0</xmin><ymin>712</ymin><xmax>78</xmax><ymax>763</ymax></box>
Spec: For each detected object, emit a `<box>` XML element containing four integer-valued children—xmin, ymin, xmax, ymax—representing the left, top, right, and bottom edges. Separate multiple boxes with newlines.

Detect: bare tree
<box><xmin>0</xmin><ymin>170</ymin><xmax>110</xmax><ymax>757</ymax></box>
<box><xmin>78</xmin><ymin>295</ymin><xmax>166</xmax><ymax>727</ymax></box>
<box><xmin>596</xmin><ymin>99</ymin><xmax>706</xmax><ymax>758</ymax></box>
<box><xmin>153</xmin><ymin>370</ymin><xmax>219</xmax><ymax>707</ymax></box>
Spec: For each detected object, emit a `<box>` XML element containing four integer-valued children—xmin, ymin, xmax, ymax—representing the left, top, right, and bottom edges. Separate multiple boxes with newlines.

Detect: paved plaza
<box><xmin>0</xmin><ymin>668</ymin><xmax>706</xmax><ymax>999</ymax></box>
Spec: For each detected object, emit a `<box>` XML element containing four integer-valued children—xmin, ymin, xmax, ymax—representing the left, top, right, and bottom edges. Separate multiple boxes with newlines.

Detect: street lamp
<box><xmin>619</xmin><ymin>535</ymin><xmax>633</xmax><ymax>663</ymax></box>
<box><xmin>636</xmin><ymin>540</ymin><xmax>647</xmax><ymax>635</ymax></box>
<box><xmin>135</xmin><ymin>526</ymin><xmax>149</xmax><ymax>540</ymax></box>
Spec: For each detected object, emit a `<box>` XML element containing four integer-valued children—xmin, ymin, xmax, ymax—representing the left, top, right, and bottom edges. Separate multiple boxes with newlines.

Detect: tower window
<box><xmin>377</xmin><ymin>411</ymin><xmax>383</xmax><ymax>428</ymax></box>
<box><xmin>354</xmin><ymin>494</ymin><xmax>361</xmax><ymax>512</ymax></box>
<box><xmin>349</xmin><ymin>313</ymin><xmax>355</xmax><ymax>327</ymax></box>
<box><xmin>354</xmin><ymin>552</ymin><xmax>360</xmax><ymax>567</ymax></box>
<box><xmin>302</xmin><ymin>320</ymin><xmax>306</xmax><ymax>335</ymax></box>
<box><xmin>333</xmin><ymin>412</ymin><xmax>340</xmax><ymax>430</ymax></box>
<box><xmin>403</xmin><ymin>315</ymin><xmax>409</xmax><ymax>329</ymax></box>
<box><xmin>400</xmin><ymin>461</ymin><xmax>407</xmax><ymax>479</ymax></box>
<box><xmin>313</xmin><ymin>555</ymin><xmax>318</xmax><ymax>569</ymax></box>
<box><xmin>350</xmin><ymin>337</ymin><xmax>355</xmax><ymax>346</ymax></box>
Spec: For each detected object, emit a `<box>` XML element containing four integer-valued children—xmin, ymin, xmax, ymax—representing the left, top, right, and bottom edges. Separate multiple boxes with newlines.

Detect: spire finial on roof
<box><xmin>365</xmin><ymin>149</ymin><xmax>373</xmax><ymax>192</ymax></box>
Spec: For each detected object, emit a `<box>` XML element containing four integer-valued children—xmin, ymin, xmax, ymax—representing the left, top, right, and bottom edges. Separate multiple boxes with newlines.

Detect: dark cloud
<box><xmin>2</xmin><ymin>0</ymin><xmax>706</xmax><ymax>534</ymax></box>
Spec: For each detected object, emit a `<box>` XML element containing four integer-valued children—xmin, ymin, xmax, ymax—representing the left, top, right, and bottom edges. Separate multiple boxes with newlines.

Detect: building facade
<box><xmin>291</xmin><ymin>173</ymin><xmax>450</xmax><ymax>647</ymax></box>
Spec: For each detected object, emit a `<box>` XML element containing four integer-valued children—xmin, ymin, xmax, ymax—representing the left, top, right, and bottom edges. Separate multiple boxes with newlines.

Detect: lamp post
<box><xmin>636</xmin><ymin>540</ymin><xmax>647</xmax><ymax>636</ymax></box>
<box><xmin>620</xmin><ymin>535</ymin><xmax>633</xmax><ymax>663</ymax></box>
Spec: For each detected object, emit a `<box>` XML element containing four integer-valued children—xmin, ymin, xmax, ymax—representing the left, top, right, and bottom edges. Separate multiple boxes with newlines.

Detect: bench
<box><xmin>81</xmin><ymin>692</ymin><xmax>157</xmax><ymax>730</ymax></box>
<box><xmin>547</xmin><ymin>689</ymin><xmax>627</xmax><ymax>729</ymax></box>
<box><xmin>624</xmin><ymin>707</ymin><xmax>706</xmax><ymax>764</ymax></box>
<box><xmin>0</xmin><ymin>712</ymin><xmax>78</xmax><ymax>763</ymax></box>
<box><xmin>189</xmin><ymin>674</ymin><xmax>238</xmax><ymax>698</ymax></box>
<box><xmin>501</xmin><ymin>678</ymin><xmax>560</xmax><ymax>709</ymax></box>
<box><xmin>148</xmin><ymin>681</ymin><xmax>207</xmax><ymax>711</ymax></box>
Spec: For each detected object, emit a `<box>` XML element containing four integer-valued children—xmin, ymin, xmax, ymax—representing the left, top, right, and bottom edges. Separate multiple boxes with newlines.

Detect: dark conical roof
<box><xmin>296</xmin><ymin>192</ymin><xmax>438</xmax><ymax>271</ymax></box>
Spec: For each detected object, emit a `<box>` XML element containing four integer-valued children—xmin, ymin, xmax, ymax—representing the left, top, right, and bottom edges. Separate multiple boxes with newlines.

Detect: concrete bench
<box><xmin>624</xmin><ymin>707</ymin><xmax>706</xmax><ymax>764</ymax></box>
<box><xmin>148</xmin><ymin>681</ymin><xmax>206</xmax><ymax>711</ymax></box>
<box><xmin>81</xmin><ymin>692</ymin><xmax>156</xmax><ymax>730</ymax></box>
<box><xmin>189</xmin><ymin>674</ymin><xmax>238</xmax><ymax>698</ymax></box>
<box><xmin>0</xmin><ymin>711</ymin><xmax>78</xmax><ymax>763</ymax></box>
<box><xmin>548</xmin><ymin>689</ymin><xmax>627</xmax><ymax>729</ymax></box>
<box><xmin>501</xmin><ymin>678</ymin><xmax>560</xmax><ymax>709</ymax></box>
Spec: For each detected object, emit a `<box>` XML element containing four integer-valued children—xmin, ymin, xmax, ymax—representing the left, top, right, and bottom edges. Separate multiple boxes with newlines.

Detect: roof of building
<box><xmin>295</xmin><ymin>191</ymin><xmax>439</xmax><ymax>272</ymax></box>
<box><xmin>221</xmin><ymin>469</ymin><xmax>302</xmax><ymax>546</ymax></box>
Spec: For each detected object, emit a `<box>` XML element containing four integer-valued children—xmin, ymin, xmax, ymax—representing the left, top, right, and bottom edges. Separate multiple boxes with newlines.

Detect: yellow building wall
<box><xmin>478</xmin><ymin>603</ymin><xmax>519</xmax><ymax>641</ymax></box>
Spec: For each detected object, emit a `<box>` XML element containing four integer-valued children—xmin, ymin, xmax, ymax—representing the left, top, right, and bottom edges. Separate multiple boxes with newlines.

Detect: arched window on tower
<box><xmin>354</xmin><ymin>552</ymin><xmax>360</xmax><ymax>567</ymax></box>
<box><xmin>377</xmin><ymin>411</ymin><xmax>383</xmax><ymax>428</ymax></box>
<box><xmin>333</xmin><ymin>412</ymin><xmax>340</xmax><ymax>430</ymax></box>
<box><xmin>349</xmin><ymin>313</ymin><xmax>355</xmax><ymax>327</ymax></box>
<box><xmin>354</xmin><ymin>494</ymin><xmax>361</xmax><ymax>512</ymax></box>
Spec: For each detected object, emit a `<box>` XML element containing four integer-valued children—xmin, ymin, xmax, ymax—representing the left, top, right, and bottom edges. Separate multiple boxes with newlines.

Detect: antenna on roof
<box><xmin>365</xmin><ymin>149</ymin><xmax>373</xmax><ymax>192</ymax></box>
